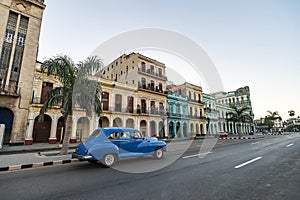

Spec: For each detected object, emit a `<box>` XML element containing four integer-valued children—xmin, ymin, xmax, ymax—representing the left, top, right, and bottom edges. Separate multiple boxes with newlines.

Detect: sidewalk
<box><xmin>0</xmin><ymin>142</ymin><xmax>78</xmax><ymax>155</ymax></box>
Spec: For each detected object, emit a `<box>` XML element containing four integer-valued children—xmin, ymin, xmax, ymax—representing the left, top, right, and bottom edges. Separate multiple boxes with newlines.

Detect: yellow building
<box><xmin>169</xmin><ymin>82</ymin><xmax>206</xmax><ymax>136</ymax></box>
<box><xmin>0</xmin><ymin>0</ymin><xmax>46</xmax><ymax>145</ymax></box>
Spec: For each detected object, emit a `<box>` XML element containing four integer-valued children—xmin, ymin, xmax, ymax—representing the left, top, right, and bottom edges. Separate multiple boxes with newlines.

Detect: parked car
<box><xmin>72</xmin><ymin>127</ymin><xmax>167</xmax><ymax>167</ymax></box>
<box><xmin>215</xmin><ymin>132</ymin><xmax>228</xmax><ymax>138</ymax></box>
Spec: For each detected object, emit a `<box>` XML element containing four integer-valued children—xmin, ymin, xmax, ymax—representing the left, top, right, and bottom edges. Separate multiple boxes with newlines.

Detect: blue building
<box><xmin>166</xmin><ymin>92</ymin><xmax>189</xmax><ymax>138</ymax></box>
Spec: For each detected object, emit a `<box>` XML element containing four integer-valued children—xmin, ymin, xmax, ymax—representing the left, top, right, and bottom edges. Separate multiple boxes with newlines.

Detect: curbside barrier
<box><xmin>0</xmin><ymin>158</ymin><xmax>80</xmax><ymax>172</ymax></box>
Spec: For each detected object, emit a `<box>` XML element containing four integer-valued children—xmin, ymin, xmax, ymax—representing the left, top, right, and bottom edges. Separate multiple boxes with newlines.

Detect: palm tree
<box><xmin>226</xmin><ymin>104</ymin><xmax>252</xmax><ymax>137</ymax></box>
<box><xmin>265</xmin><ymin>111</ymin><xmax>282</xmax><ymax>131</ymax></box>
<box><xmin>39</xmin><ymin>55</ymin><xmax>103</xmax><ymax>155</ymax></box>
<box><xmin>288</xmin><ymin>110</ymin><xmax>295</xmax><ymax>117</ymax></box>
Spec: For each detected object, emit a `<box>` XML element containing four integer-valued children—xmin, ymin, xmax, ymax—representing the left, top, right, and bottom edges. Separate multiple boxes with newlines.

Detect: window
<box><xmin>159</xmin><ymin>82</ymin><xmax>162</xmax><ymax>92</ymax></box>
<box><xmin>150</xmin><ymin>65</ymin><xmax>154</xmax><ymax>74</ymax></box>
<box><xmin>91</xmin><ymin>129</ymin><xmax>101</xmax><ymax>137</ymax></box>
<box><xmin>127</xmin><ymin>96</ymin><xmax>134</xmax><ymax>113</ymax></box>
<box><xmin>102</xmin><ymin>92</ymin><xmax>109</xmax><ymax>111</ymax></box>
<box><xmin>120</xmin><ymin>131</ymin><xmax>131</xmax><ymax>139</ymax></box>
<box><xmin>41</xmin><ymin>82</ymin><xmax>53</xmax><ymax>104</ymax></box>
<box><xmin>190</xmin><ymin>107</ymin><xmax>193</xmax><ymax>116</ymax></box>
<box><xmin>141</xmin><ymin>99</ymin><xmax>147</xmax><ymax>113</ymax></box>
<box><xmin>150</xmin><ymin>101</ymin><xmax>155</xmax><ymax>114</ymax></box>
<box><xmin>158</xmin><ymin>68</ymin><xmax>162</xmax><ymax>77</ymax></box>
<box><xmin>132</xmin><ymin>80</ymin><xmax>134</xmax><ymax>84</ymax></box>
<box><xmin>126</xmin><ymin>66</ymin><xmax>128</xmax><ymax>73</ymax></box>
<box><xmin>107</xmin><ymin>132</ymin><xmax>119</xmax><ymax>139</ymax></box>
<box><xmin>189</xmin><ymin>91</ymin><xmax>191</xmax><ymax>100</ymax></box>
<box><xmin>141</xmin><ymin>62</ymin><xmax>146</xmax><ymax>72</ymax></box>
<box><xmin>150</xmin><ymin>80</ymin><xmax>155</xmax><ymax>91</ymax></box>
<box><xmin>141</xmin><ymin>77</ymin><xmax>146</xmax><ymax>88</ymax></box>
<box><xmin>115</xmin><ymin>94</ymin><xmax>122</xmax><ymax>112</ymax></box>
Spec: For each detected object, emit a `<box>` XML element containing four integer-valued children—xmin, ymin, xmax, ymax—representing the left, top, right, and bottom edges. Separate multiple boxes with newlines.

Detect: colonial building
<box><xmin>212</xmin><ymin>86</ymin><xmax>255</xmax><ymax>134</ymax></box>
<box><xmin>166</xmin><ymin>92</ymin><xmax>189</xmax><ymax>138</ymax></box>
<box><xmin>0</xmin><ymin>0</ymin><xmax>46</xmax><ymax>145</ymax></box>
<box><xmin>203</xmin><ymin>93</ymin><xmax>219</xmax><ymax>134</ymax></box>
<box><xmin>100</xmin><ymin>53</ymin><xmax>169</xmax><ymax>137</ymax></box>
<box><xmin>169</xmin><ymin>82</ymin><xmax>205</xmax><ymax>136</ymax></box>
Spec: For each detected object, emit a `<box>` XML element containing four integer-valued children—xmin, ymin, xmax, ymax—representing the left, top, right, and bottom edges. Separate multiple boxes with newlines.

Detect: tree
<box><xmin>226</xmin><ymin>104</ymin><xmax>252</xmax><ymax>137</ymax></box>
<box><xmin>39</xmin><ymin>55</ymin><xmax>103</xmax><ymax>155</ymax></box>
<box><xmin>265</xmin><ymin>111</ymin><xmax>282</xmax><ymax>131</ymax></box>
<box><xmin>288</xmin><ymin>110</ymin><xmax>295</xmax><ymax>117</ymax></box>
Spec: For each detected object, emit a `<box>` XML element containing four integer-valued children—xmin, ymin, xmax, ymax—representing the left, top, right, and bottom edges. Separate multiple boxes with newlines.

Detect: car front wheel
<box><xmin>153</xmin><ymin>148</ymin><xmax>164</xmax><ymax>159</ymax></box>
<box><xmin>101</xmin><ymin>154</ymin><xmax>116</xmax><ymax>167</ymax></box>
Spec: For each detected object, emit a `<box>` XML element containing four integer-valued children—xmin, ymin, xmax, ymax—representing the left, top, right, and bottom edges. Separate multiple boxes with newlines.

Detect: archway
<box><xmin>126</xmin><ymin>118</ymin><xmax>134</xmax><ymax>128</ymax></box>
<box><xmin>77</xmin><ymin>117</ymin><xmax>90</xmax><ymax>141</ymax></box>
<box><xmin>176</xmin><ymin>122</ymin><xmax>181</xmax><ymax>137</ymax></box>
<box><xmin>200</xmin><ymin>124</ymin><xmax>204</xmax><ymax>135</ymax></box>
<box><xmin>56</xmin><ymin>116</ymin><xmax>64</xmax><ymax>143</ymax></box>
<box><xmin>99</xmin><ymin>116</ymin><xmax>109</xmax><ymax>128</ymax></box>
<box><xmin>169</xmin><ymin>121</ymin><xmax>174</xmax><ymax>138</ymax></box>
<box><xmin>196</xmin><ymin>124</ymin><xmax>199</xmax><ymax>135</ymax></box>
<box><xmin>140</xmin><ymin>120</ymin><xmax>147</xmax><ymax>136</ymax></box>
<box><xmin>0</xmin><ymin>108</ymin><xmax>14</xmax><ymax>144</ymax></box>
<box><xmin>190</xmin><ymin>123</ymin><xmax>194</xmax><ymax>135</ymax></box>
<box><xmin>183</xmin><ymin>122</ymin><xmax>187</xmax><ymax>137</ymax></box>
<box><xmin>113</xmin><ymin>117</ymin><xmax>123</xmax><ymax>127</ymax></box>
<box><xmin>150</xmin><ymin>121</ymin><xmax>156</xmax><ymax>137</ymax></box>
<box><xmin>158</xmin><ymin>121</ymin><xmax>164</xmax><ymax>138</ymax></box>
<box><xmin>33</xmin><ymin>114</ymin><xmax>51</xmax><ymax>143</ymax></box>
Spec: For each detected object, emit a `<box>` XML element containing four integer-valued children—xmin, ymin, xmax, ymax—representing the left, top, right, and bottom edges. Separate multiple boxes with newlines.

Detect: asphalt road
<box><xmin>0</xmin><ymin>134</ymin><xmax>299</xmax><ymax>200</ymax></box>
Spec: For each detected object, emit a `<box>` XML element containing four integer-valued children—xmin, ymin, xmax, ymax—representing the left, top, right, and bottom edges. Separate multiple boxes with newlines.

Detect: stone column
<box><xmin>70</xmin><ymin>116</ymin><xmax>78</xmax><ymax>143</ymax></box>
<box><xmin>25</xmin><ymin>110</ymin><xmax>35</xmax><ymax>145</ymax></box>
<box><xmin>49</xmin><ymin>112</ymin><xmax>58</xmax><ymax>144</ymax></box>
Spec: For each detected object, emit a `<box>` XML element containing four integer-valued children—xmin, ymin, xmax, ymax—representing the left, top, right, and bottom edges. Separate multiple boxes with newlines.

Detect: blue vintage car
<box><xmin>72</xmin><ymin>127</ymin><xmax>167</xmax><ymax>167</ymax></box>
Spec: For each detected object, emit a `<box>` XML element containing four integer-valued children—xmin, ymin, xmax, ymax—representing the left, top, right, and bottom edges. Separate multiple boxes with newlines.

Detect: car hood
<box><xmin>143</xmin><ymin>137</ymin><xmax>158</xmax><ymax>142</ymax></box>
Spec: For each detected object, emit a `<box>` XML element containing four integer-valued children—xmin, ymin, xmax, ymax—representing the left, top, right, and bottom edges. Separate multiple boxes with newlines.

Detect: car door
<box><xmin>118</xmin><ymin>131</ymin><xmax>143</xmax><ymax>153</ymax></box>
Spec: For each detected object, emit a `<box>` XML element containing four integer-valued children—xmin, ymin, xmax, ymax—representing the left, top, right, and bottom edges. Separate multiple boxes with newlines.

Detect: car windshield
<box><xmin>90</xmin><ymin>129</ymin><xmax>101</xmax><ymax>137</ymax></box>
<box><xmin>132</xmin><ymin>131</ymin><xmax>142</xmax><ymax>138</ymax></box>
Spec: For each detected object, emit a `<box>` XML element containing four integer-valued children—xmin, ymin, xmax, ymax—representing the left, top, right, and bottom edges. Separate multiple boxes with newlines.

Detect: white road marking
<box><xmin>182</xmin><ymin>152</ymin><xmax>212</xmax><ymax>159</ymax></box>
<box><xmin>251</xmin><ymin>141</ymin><xmax>261</xmax><ymax>145</ymax></box>
<box><xmin>286</xmin><ymin>143</ymin><xmax>294</xmax><ymax>147</ymax></box>
<box><xmin>234</xmin><ymin>156</ymin><xmax>262</xmax><ymax>169</ymax></box>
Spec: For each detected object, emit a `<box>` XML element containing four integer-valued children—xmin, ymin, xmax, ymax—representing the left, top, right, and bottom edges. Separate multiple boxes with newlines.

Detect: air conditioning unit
<box><xmin>0</xmin><ymin>124</ymin><xmax>5</xmax><ymax>149</ymax></box>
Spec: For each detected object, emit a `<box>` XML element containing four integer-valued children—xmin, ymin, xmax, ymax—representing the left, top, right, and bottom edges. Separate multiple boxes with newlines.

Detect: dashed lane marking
<box><xmin>234</xmin><ymin>156</ymin><xmax>262</xmax><ymax>169</ymax></box>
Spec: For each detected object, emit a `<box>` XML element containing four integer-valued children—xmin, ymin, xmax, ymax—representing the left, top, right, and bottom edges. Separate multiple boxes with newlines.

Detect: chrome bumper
<box><xmin>72</xmin><ymin>153</ymin><xmax>93</xmax><ymax>160</ymax></box>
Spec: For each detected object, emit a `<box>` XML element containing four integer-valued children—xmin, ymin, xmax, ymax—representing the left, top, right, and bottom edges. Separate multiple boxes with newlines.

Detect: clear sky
<box><xmin>38</xmin><ymin>0</ymin><xmax>300</xmax><ymax>120</ymax></box>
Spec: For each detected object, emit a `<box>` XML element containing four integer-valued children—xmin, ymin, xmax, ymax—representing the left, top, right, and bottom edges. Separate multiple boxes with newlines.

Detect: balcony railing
<box><xmin>138</xmin><ymin>82</ymin><xmax>164</xmax><ymax>94</ymax></box>
<box><xmin>103</xmin><ymin>106</ymin><xmax>166</xmax><ymax>116</ymax></box>
<box><xmin>0</xmin><ymin>84</ymin><xmax>20</xmax><ymax>97</ymax></box>
<box><xmin>31</xmin><ymin>97</ymin><xmax>61</xmax><ymax>106</ymax></box>
<box><xmin>138</xmin><ymin>68</ymin><xmax>167</xmax><ymax>80</ymax></box>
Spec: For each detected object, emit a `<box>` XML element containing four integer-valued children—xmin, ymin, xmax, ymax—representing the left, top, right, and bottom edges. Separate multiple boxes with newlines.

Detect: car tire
<box><xmin>153</xmin><ymin>147</ymin><xmax>164</xmax><ymax>159</ymax></box>
<box><xmin>101</xmin><ymin>154</ymin><xmax>116</xmax><ymax>167</ymax></box>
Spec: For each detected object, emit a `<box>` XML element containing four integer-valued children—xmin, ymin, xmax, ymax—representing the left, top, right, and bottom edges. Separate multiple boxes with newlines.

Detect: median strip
<box><xmin>234</xmin><ymin>156</ymin><xmax>262</xmax><ymax>169</ymax></box>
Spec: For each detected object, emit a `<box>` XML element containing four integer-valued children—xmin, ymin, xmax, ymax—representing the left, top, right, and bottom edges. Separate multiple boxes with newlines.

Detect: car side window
<box><xmin>132</xmin><ymin>131</ymin><xmax>142</xmax><ymax>139</ymax></box>
<box><xmin>120</xmin><ymin>131</ymin><xmax>131</xmax><ymax>139</ymax></box>
<box><xmin>107</xmin><ymin>132</ymin><xmax>119</xmax><ymax>139</ymax></box>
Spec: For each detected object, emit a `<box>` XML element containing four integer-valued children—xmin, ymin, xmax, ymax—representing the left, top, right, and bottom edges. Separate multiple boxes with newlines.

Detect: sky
<box><xmin>37</xmin><ymin>0</ymin><xmax>300</xmax><ymax>120</ymax></box>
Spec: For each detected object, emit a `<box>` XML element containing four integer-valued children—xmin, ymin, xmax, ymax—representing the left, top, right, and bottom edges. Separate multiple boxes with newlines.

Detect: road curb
<box><xmin>0</xmin><ymin>158</ymin><xmax>79</xmax><ymax>172</ymax></box>
<box><xmin>218</xmin><ymin>137</ymin><xmax>256</xmax><ymax>140</ymax></box>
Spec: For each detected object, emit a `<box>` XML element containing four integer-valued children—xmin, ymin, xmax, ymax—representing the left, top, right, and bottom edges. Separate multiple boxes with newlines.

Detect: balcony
<box><xmin>31</xmin><ymin>97</ymin><xmax>61</xmax><ymax>106</ymax></box>
<box><xmin>138</xmin><ymin>68</ymin><xmax>167</xmax><ymax>80</ymax></box>
<box><xmin>0</xmin><ymin>84</ymin><xmax>20</xmax><ymax>97</ymax></box>
<box><xmin>138</xmin><ymin>82</ymin><xmax>164</xmax><ymax>94</ymax></box>
<box><xmin>102</xmin><ymin>106</ymin><xmax>165</xmax><ymax>116</ymax></box>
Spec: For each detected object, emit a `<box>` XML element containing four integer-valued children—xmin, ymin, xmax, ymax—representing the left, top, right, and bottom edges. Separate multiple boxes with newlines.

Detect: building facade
<box><xmin>169</xmin><ymin>82</ymin><xmax>205</xmax><ymax>136</ymax></box>
<box><xmin>212</xmin><ymin>86</ymin><xmax>255</xmax><ymax>134</ymax></box>
<box><xmin>166</xmin><ymin>92</ymin><xmax>189</xmax><ymax>138</ymax></box>
<box><xmin>0</xmin><ymin>0</ymin><xmax>46</xmax><ymax>145</ymax></box>
<box><xmin>203</xmin><ymin>93</ymin><xmax>219</xmax><ymax>134</ymax></box>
